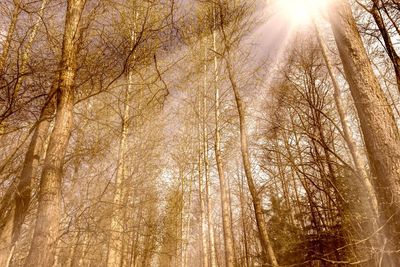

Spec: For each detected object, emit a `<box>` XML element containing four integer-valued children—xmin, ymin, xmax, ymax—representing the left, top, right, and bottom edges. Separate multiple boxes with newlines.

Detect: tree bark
<box><xmin>329</xmin><ymin>0</ymin><xmax>400</xmax><ymax>260</ymax></box>
<box><xmin>23</xmin><ymin>1</ymin><xmax>86</xmax><ymax>266</ymax></box>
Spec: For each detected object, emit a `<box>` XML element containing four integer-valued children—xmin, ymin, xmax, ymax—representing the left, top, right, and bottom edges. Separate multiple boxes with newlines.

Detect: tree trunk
<box><xmin>107</xmin><ymin>70</ymin><xmax>132</xmax><ymax>267</ymax></box>
<box><xmin>224</xmin><ymin>57</ymin><xmax>278</xmax><ymax>267</ymax></box>
<box><xmin>202</xmin><ymin>41</ymin><xmax>218</xmax><ymax>267</ymax></box>
<box><xmin>182</xmin><ymin>166</ymin><xmax>194</xmax><ymax>267</ymax></box>
<box><xmin>198</xmin><ymin>90</ymin><xmax>209</xmax><ymax>267</ymax></box>
<box><xmin>212</xmin><ymin>12</ymin><xmax>236</xmax><ymax>266</ymax></box>
<box><xmin>23</xmin><ymin>1</ymin><xmax>86</xmax><ymax>266</ymax></box>
<box><xmin>329</xmin><ymin>0</ymin><xmax>400</xmax><ymax>261</ymax></box>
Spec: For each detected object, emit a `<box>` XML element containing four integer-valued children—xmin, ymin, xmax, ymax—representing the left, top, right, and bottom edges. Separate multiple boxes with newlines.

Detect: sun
<box><xmin>274</xmin><ymin>0</ymin><xmax>330</xmax><ymax>26</ymax></box>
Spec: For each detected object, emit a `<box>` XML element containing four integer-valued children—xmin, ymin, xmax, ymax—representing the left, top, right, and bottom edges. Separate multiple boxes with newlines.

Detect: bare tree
<box><xmin>23</xmin><ymin>1</ymin><xmax>86</xmax><ymax>266</ymax></box>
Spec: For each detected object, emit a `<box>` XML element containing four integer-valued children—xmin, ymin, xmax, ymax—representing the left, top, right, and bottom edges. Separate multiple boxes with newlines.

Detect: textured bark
<box><xmin>212</xmin><ymin>17</ymin><xmax>236</xmax><ymax>267</ymax></box>
<box><xmin>329</xmin><ymin>0</ymin><xmax>400</xmax><ymax>259</ymax></box>
<box><xmin>23</xmin><ymin>1</ymin><xmax>85</xmax><ymax>266</ymax></box>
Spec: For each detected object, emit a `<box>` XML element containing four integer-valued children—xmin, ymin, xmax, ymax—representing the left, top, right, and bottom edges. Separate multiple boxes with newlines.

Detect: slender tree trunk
<box><xmin>107</xmin><ymin>71</ymin><xmax>133</xmax><ymax>267</ymax></box>
<box><xmin>107</xmin><ymin>10</ymin><xmax>140</xmax><ymax>263</ymax></box>
<box><xmin>198</xmin><ymin>91</ymin><xmax>209</xmax><ymax>267</ymax></box>
<box><xmin>224</xmin><ymin>56</ymin><xmax>278</xmax><ymax>266</ymax></box>
<box><xmin>238</xmin><ymin>172</ymin><xmax>250</xmax><ymax>267</ymax></box>
<box><xmin>23</xmin><ymin>1</ymin><xmax>86</xmax><ymax>266</ymax></box>
<box><xmin>212</xmin><ymin>11</ymin><xmax>236</xmax><ymax>266</ymax></box>
<box><xmin>216</xmin><ymin>1</ymin><xmax>278</xmax><ymax>264</ymax></box>
<box><xmin>202</xmin><ymin>41</ymin><xmax>218</xmax><ymax>267</ymax></box>
<box><xmin>183</xmin><ymin>165</ymin><xmax>194</xmax><ymax>267</ymax></box>
<box><xmin>329</xmin><ymin>0</ymin><xmax>400</xmax><ymax>260</ymax></box>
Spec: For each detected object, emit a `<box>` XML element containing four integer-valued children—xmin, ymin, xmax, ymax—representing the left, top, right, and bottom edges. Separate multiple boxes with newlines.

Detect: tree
<box><xmin>329</xmin><ymin>0</ymin><xmax>400</xmax><ymax>261</ymax></box>
<box><xmin>23</xmin><ymin>1</ymin><xmax>86</xmax><ymax>266</ymax></box>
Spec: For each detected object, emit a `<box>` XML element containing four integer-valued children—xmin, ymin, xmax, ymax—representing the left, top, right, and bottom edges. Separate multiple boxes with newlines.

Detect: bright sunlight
<box><xmin>275</xmin><ymin>0</ymin><xmax>330</xmax><ymax>25</ymax></box>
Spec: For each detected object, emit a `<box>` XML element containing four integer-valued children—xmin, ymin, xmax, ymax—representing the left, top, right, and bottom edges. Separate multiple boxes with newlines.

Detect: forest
<box><xmin>1</xmin><ymin>0</ymin><xmax>400</xmax><ymax>266</ymax></box>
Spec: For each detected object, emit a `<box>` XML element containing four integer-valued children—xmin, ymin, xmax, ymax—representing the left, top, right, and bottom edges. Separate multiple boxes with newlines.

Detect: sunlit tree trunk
<box><xmin>23</xmin><ymin>1</ymin><xmax>86</xmax><ymax>266</ymax></box>
<box><xmin>329</xmin><ymin>0</ymin><xmax>400</xmax><ymax>260</ymax></box>
<box><xmin>212</xmin><ymin>10</ymin><xmax>236</xmax><ymax>266</ymax></box>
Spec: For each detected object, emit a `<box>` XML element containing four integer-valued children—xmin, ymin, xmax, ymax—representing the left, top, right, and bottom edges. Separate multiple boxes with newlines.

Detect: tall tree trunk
<box><xmin>329</xmin><ymin>0</ymin><xmax>400</xmax><ymax>261</ymax></box>
<box><xmin>23</xmin><ymin>1</ymin><xmax>86</xmax><ymax>266</ymax></box>
<box><xmin>107</xmin><ymin>71</ymin><xmax>132</xmax><ymax>267</ymax></box>
<box><xmin>217</xmin><ymin>1</ymin><xmax>278</xmax><ymax>264</ymax></box>
<box><xmin>198</xmin><ymin>91</ymin><xmax>209</xmax><ymax>267</ymax></box>
<box><xmin>224</xmin><ymin>56</ymin><xmax>278</xmax><ymax>266</ymax></box>
<box><xmin>212</xmin><ymin>10</ymin><xmax>236</xmax><ymax>266</ymax></box>
<box><xmin>202</xmin><ymin>41</ymin><xmax>218</xmax><ymax>267</ymax></box>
